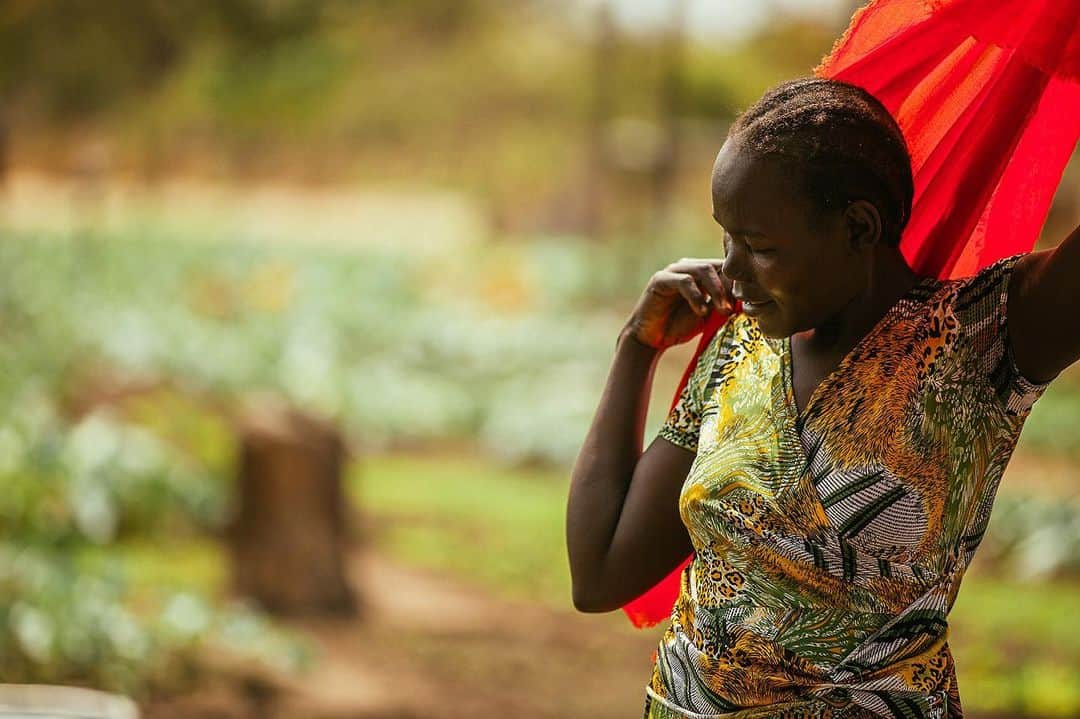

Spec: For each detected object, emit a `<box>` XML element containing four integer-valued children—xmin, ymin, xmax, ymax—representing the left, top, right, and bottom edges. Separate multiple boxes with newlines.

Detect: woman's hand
<box><xmin>622</xmin><ymin>258</ymin><xmax>735</xmax><ymax>352</ymax></box>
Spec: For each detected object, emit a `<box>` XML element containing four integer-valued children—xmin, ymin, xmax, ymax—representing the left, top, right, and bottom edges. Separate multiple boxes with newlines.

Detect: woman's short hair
<box><xmin>727</xmin><ymin>77</ymin><xmax>914</xmax><ymax>248</ymax></box>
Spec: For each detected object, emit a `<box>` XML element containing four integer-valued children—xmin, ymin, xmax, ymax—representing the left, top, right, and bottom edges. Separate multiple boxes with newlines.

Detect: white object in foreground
<box><xmin>0</xmin><ymin>684</ymin><xmax>137</xmax><ymax>719</ymax></box>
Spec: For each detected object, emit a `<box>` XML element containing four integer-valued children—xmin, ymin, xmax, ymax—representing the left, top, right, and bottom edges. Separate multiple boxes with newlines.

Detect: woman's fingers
<box><xmin>667</xmin><ymin>258</ymin><xmax>733</xmax><ymax>313</ymax></box>
<box><xmin>705</xmin><ymin>263</ymin><xmax>735</xmax><ymax>312</ymax></box>
<box><xmin>653</xmin><ymin>269</ymin><xmax>710</xmax><ymax>315</ymax></box>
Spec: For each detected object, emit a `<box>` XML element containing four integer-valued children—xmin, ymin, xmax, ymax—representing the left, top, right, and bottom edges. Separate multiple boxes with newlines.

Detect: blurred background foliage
<box><xmin>0</xmin><ymin>0</ymin><xmax>1079</xmax><ymax>716</ymax></box>
<box><xmin>0</xmin><ymin>0</ymin><xmax>850</xmax><ymax>236</ymax></box>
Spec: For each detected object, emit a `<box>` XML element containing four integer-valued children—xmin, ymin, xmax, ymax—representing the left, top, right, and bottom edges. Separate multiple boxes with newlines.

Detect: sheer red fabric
<box><xmin>621</xmin><ymin>0</ymin><xmax>1080</xmax><ymax>629</ymax></box>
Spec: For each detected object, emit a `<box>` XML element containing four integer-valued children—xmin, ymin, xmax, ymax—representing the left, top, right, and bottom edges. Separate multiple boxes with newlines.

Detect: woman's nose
<box><xmin>721</xmin><ymin>246</ymin><xmax>750</xmax><ymax>284</ymax></box>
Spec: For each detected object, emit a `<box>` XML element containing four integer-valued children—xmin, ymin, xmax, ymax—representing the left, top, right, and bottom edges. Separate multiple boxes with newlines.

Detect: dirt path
<box><xmin>145</xmin><ymin>546</ymin><xmax>666</xmax><ymax>718</ymax></box>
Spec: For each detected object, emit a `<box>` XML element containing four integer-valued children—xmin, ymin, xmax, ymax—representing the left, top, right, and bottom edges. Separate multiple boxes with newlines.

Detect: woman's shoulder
<box><xmin>934</xmin><ymin>251</ymin><xmax>1051</xmax><ymax>415</ymax></box>
<box><xmin>943</xmin><ymin>252</ymin><xmax>1028</xmax><ymax>305</ymax></box>
<box><xmin>900</xmin><ymin>252</ymin><xmax>1030</xmax><ymax>330</ymax></box>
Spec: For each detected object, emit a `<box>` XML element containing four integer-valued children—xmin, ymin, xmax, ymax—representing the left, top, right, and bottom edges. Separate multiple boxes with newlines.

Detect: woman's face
<box><xmin>711</xmin><ymin>136</ymin><xmax>871</xmax><ymax>339</ymax></box>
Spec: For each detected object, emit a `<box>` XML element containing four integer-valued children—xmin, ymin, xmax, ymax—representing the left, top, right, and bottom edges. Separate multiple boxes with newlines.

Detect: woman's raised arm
<box><xmin>1005</xmin><ymin>223</ymin><xmax>1080</xmax><ymax>385</ymax></box>
<box><xmin>566</xmin><ymin>259</ymin><xmax>732</xmax><ymax>612</ymax></box>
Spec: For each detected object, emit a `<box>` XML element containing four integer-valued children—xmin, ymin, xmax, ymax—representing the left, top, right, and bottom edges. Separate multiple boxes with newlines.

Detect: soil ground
<box><xmin>143</xmin><ymin>546</ymin><xmax>666</xmax><ymax>719</ymax></box>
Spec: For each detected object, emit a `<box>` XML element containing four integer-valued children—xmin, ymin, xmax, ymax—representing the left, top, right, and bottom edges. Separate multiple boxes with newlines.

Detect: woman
<box><xmin>566</xmin><ymin>77</ymin><xmax>1080</xmax><ymax>719</ymax></box>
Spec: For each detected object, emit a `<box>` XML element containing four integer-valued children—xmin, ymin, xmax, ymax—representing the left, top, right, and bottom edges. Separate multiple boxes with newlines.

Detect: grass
<box><xmin>347</xmin><ymin>449</ymin><xmax>574</xmax><ymax>611</ymax></box>
<box><xmin>950</xmin><ymin>572</ymin><xmax>1080</xmax><ymax>717</ymax></box>
<box><xmin>75</xmin><ymin>537</ymin><xmax>227</xmax><ymax>605</ymax></box>
<box><xmin>1020</xmin><ymin>379</ymin><xmax>1080</xmax><ymax>462</ymax></box>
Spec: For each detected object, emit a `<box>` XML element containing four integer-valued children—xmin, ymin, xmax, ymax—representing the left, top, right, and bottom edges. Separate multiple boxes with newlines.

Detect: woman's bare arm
<box><xmin>566</xmin><ymin>257</ymin><xmax>730</xmax><ymax>613</ymax></box>
<box><xmin>1009</xmin><ymin>224</ymin><xmax>1080</xmax><ymax>383</ymax></box>
<box><xmin>566</xmin><ymin>327</ymin><xmax>697</xmax><ymax>612</ymax></box>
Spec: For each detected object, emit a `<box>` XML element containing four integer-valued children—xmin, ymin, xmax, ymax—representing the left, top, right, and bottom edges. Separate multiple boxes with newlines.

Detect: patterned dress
<box><xmin>644</xmin><ymin>252</ymin><xmax>1054</xmax><ymax>719</ymax></box>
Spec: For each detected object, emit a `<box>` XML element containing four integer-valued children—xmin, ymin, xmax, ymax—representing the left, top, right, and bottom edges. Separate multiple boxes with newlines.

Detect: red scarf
<box><xmin>621</xmin><ymin>0</ymin><xmax>1080</xmax><ymax>630</ymax></box>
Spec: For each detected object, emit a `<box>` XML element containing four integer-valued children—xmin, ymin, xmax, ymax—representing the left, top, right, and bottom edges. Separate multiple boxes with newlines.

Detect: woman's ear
<box><xmin>844</xmin><ymin>199</ymin><xmax>883</xmax><ymax>251</ymax></box>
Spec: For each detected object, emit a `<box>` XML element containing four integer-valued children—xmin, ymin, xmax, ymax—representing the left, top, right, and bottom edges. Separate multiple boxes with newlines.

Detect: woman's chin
<box><xmin>743</xmin><ymin>305</ymin><xmax>785</xmax><ymax>337</ymax></box>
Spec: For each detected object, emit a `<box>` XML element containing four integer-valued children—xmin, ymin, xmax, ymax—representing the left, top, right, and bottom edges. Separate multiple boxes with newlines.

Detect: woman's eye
<box><xmin>724</xmin><ymin>231</ymin><xmax>773</xmax><ymax>255</ymax></box>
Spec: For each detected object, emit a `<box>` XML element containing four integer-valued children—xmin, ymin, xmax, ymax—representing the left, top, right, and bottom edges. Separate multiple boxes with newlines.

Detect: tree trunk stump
<box><xmin>227</xmin><ymin>396</ymin><xmax>359</xmax><ymax>617</ymax></box>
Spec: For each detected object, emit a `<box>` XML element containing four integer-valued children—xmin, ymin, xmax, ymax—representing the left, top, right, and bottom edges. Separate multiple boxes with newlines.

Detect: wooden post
<box><xmin>226</xmin><ymin>396</ymin><xmax>358</xmax><ymax>617</ymax></box>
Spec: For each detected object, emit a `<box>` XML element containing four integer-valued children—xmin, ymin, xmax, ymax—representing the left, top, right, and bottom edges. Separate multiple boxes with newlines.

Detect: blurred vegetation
<box><xmin>0</xmin><ymin>226</ymin><xmax>677</xmax><ymax>464</ymax></box>
<box><xmin>0</xmin><ymin>230</ymin><xmax>318</xmax><ymax>695</ymax></box>
<box><xmin>0</xmin><ymin>0</ymin><xmax>848</xmax><ymax>237</ymax></box>
<box><xmin>0</xmin><ymin>215</ymin><xmax>666</xmax><ymax>692</ymax></box>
